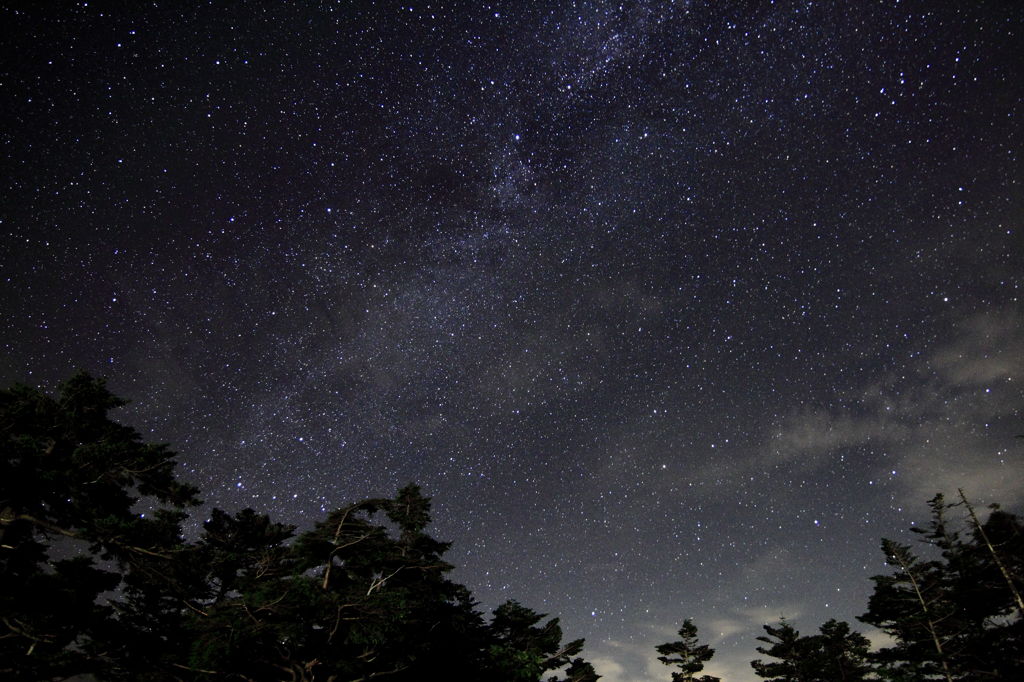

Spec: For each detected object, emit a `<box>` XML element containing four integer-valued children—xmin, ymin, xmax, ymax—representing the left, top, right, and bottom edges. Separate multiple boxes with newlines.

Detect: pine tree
<box><xmin>2</xmin><ymin>374</ymin><xmax>598</xmax><ymax>681</ymax></box>
<box><xmin>656</xmin><ymin>619</ymin><xmax>718</xmax><ymax>682</ymax></box>
<box><xmin>487</xmin><ymin>599</ymin><xmax>586</xmax><ymax>681</ymax></box>
<box><xmin>958</xmin><ymin>489</ymin><xmax>1024</xmax><ymax>619</ymax></box>
<box><xmin>860</xmin><ymin>539</ymin><xmax>955</xmax><ymax>681</ymax></box>
<box><xmin>751</xmin><ymin>619</ymin><xmax>871</xmax><ymax>682</ymax></box>
<box><xmin>860</xmin><ymin>493</ymin><xmax>1024</xmax><ymax>680</ymax></box>
<box><xmin>0</xmin><ymin>373</ymin><xmax>200</xmax><ymax>680</ymax></box>
<box><xmin>553</xmin><ymin>657</ymin><xmax>602</xmax><ymax>682</ymax></box>
<box><xmin>751</xmin><ymin>620</ymin><xmax>815</xmax><ymax>682</ymax></box>
<box><xmin>814</xmin><ymin>619</ymin><xmax>872</xmax><ymax>682</ymax></box>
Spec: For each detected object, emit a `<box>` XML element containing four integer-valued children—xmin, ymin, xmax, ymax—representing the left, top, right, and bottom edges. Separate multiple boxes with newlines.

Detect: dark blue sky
<box><xmin>3</xmin><ymin>2</ymin><xmax>1022</xmax><ymax>679</ymax></box>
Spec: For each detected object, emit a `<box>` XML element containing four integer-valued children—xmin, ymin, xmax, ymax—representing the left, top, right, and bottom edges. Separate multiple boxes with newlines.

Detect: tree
<box><xmin>958</xmin><ymin>488</ymin><xmax>1024</xmax><ymax>619</ymax></box>
<box><xmin>176</xmin><ymin>507</ymin><xmax>298</xmax><ymax>679</ymax></box>
<box><xmin>814</xmin><ymin>619</ymin><xmax>872</xmax><ymax>681</ymax></box>
<box><xmin>486</xmin><ymin>599</ymin><xmax>587</xmax><ymax>681</ymax></box>
<box><xmin>860</xmin><ymin>493</ymin><xmax>1024</xmax><ymax>681</ymax></box>
<box><xmin>553</xmin><ymin>657</ymin><xmax>602</xmax><ymax>682</ymax></box>
<box><xmin>175</xmin><ymin>484</ymin><xmax>597</xmax><ymax>681</ymax></box>
<box><xmin>0</xmin><ymin>372</ymin><xmax>200</xmax><ymax>680</ymax></box>
<box><xmin>1</xmin><ymin>374</ymin><xmax>598</xmax><ymax>681</ymax></box>
<box><xmin>751</xmin><ymin>620</ymin><xmax>815</xmax><ymax>682</ymax></box>
<box><xmin>198</xmin><ymin>507</ymin><xmax>296</xmax><ymax>603</ymax></box>
<box><xmin>751</xmin><ymin>619</ymin><xmax>871</xmax><ymax>682</ymax></box>
<box><xmin>194</xmin><ymin>484</ymin><xmax>492</xmax><ymax>681</ymax></box>
<box><xmin>655</xmin><ymin>619</ymin><xmax>718</xmax><ymax>682</ymax></box>
<box><xmin>959</xmin><ymin>504</ymin><xmax>1024</xmax><ymax>681</ymax></box>
<box><xmin>860</xmin><ymin>539</ymin><xmax>955</xmax><ymax>682</ymax></box>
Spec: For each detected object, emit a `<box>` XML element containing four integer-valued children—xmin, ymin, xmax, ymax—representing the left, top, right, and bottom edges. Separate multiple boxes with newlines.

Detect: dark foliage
<box><xmin>655</xmin><ymin>619</ymin><xmax>719</xmax><ymax>682</ymax></box>
<box><xmin>1</xmin><ymin>372</ymin><xmax>200</xmax><ymax>680</ymax></box>
<box><xmin>5</xmin><ymin>374</ymin><xmax>1023</xmax><ymax>681</ymax></box>
<box><xmin>859</xmin><ymin>493</ymin><xmax>1024</xmax><ymax>681</ymax></box>
<box><xmin>750</xmin><ymin>618</ymin><xmax>871</xmax><ymax>682</ymax></box>
<box><xmin>1</xmin><ymin>374</ymin><xmax>597</xmax><ymax>681</ymax></box>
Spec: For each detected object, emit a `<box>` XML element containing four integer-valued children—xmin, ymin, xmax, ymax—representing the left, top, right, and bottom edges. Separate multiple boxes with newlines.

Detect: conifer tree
<box><xmin>814</xmin><ymin>619</ymin><xmax>872</xmax><ymax>681</ymax></box>
<box><xmin>860</xmin><ymin>494</ymin><xmax>1024</xmax><ymax>680</ymax></box>
<box><xmin>0</xmin><ymin>373</ymin><xmax>200</xmax><ymax>680</ymax></box>
<box><xmin>751</xmin><ymin>619</ymin><xmax>871</xmax><ymax>682</ymax></box>
<box><xmin>2</xmin><ymin>374</ymin><xmax>599</xmax><ymax>681</ymax></box>
<box><xmin>487</xmin><ymin>599</ymin><xmax>586</xmax><ymax>681</ymax></box>
<box><xmin>656</xmin><ymin>619</ymin><xmax>718</xmax><ymax>682</ymax></box>
<box><xmin>751</xmin><ymin>620</ymin><xmax>814</xmax><ymax>682</ymax></box>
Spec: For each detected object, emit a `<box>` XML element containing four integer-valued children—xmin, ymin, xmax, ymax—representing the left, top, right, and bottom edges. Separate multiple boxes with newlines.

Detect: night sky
<box><xmin>3</xmin><ymin>2</ymin><xmax>1023</xmax><ymax>680</ymax></box>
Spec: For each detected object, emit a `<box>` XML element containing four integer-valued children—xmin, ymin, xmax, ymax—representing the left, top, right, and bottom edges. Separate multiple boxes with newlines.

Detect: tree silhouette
<box><xmin>1</xmin><ymin>374</ymin><xmax>597</xmax><ymax>681</ymax></box>
<box><xmin>486</xmin><ymin>599</ymin><xmax>587</xmax><ymax>681</ymax></box>
<box><xmin>814</xmin><ymin>619</ymin><xmax>872</xmax><ymax>681</ymax></box>
<box><xmin>1</xmin><ymin>372</ymin><xmax>200</xmax><ymax>680</ymax></box>
<box><xmin>751</xmin><ymin>620</ymin><xmax>814</xmax><ymax>682</ymax></box>
<box><xmin>751</xmin><ymin>618</ymin><xmax>871</xmax><ymax>682</ymax></box>
<box><xmin>9</xmin><ymin>373</ymin><xmax>1023</xmax><ymax>681</ymax></box>
<box><xmin>656</xmin><ymin>619</ymin><xmax>718</xmax><ymax>682</ymax></box>
<box><xmin>860</xmin><ymin>493</ymin><xmax>1024</xmax><ymax>681</ymax></box>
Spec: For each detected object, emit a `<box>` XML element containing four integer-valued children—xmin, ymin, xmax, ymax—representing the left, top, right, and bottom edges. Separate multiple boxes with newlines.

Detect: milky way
<box><xmin>3</xmin><ymin>2</ymin><xmax>1022</xmax><ymax>679</ymax></box>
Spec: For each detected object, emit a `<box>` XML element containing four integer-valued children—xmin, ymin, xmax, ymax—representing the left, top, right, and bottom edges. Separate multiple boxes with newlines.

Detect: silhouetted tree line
<box><xmin>2</xmin><ymin>374</ymin><xmax>1022</xmax><ymax>681</ymax></box>
<box><xmin>637</xmin><ymin>494</ymin><xmax>1024</xmax><ymax>681</ymax></box>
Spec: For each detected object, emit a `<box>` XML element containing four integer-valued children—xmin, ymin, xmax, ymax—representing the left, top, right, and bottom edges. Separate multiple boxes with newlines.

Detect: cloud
<box><xmin>931</xmin><ymin>310</ymin><xmax>1024</xmax><ymax>387</ymax></box>
<box><xmin>589</xmin><ymin>637</ymin><xmax>662</xmax><ymax>682</ymax></box>
<box><xmin>709</xmin><ymin>604</ymin><xmax>807</xmax><ymax>636</ymax></box>
<box><xmin>768</xmin><ymin>408</ymin><xmax>908</xmax><ymax>463</ymax></box>
<box><xmin>706</xmin><ymin>615</ymin><xmax>748</xmax><ymax>641</ymax></box>
<box><xmin>896</xmin><ymin>422</ymin><xmax>1024</xmax><ymax>507</ymax></box>
<box><xmin>589</xmin><ymin>652</ymin><xmax>629</xmax><ymax>682</ymax></box>
<box><xmin>765</xmin><ymin>306</ymin><xmax>1024</xmax><ymax>506</ymax></box>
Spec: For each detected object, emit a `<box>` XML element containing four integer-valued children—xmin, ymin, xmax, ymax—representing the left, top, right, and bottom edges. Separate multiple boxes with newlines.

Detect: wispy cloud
<box><xmin>931</xmin><ymin>311</ymin><xmax>1024</xmax><ymax>387</ymax></box>
<box><xmin>589</xmin><ymin>636</ymin><xmax>661</xmax><ymax>682</ymax></box>
<box><xmin>585</xmin><ymin>307</ymin><xmax>1023</xmax><ymax>682</ymax></box>
<box><xmin>765</xmin><ymin>307</ymin><xmax>1024</xmax><ymax>506</ymax></box>
<box><xmin>768</xmin><ymin>408</ymin><xmax>908</xmax><ymax>463</ymax></box>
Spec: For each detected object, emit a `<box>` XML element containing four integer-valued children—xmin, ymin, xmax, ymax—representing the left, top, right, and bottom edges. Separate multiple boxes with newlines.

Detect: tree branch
<box><xmin>959</xmin><ymin>488</ymin><xmax>1024</xmax><ymax>619</ymax></box>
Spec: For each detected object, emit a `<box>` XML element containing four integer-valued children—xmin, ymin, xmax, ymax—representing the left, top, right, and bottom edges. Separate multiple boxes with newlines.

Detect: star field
<box><xmin>2</xmin><ymin>2</ymin><xmax>1022</xmax><ymax>680</ymax></box>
